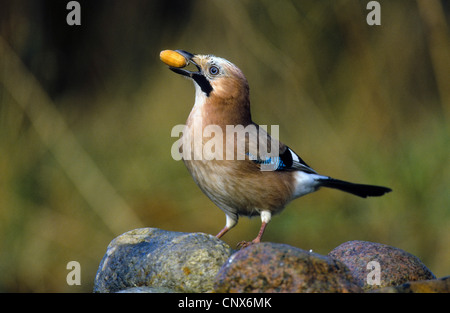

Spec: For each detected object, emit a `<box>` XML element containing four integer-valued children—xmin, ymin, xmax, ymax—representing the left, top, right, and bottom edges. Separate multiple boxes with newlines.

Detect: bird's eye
<box><xmin>209</xmin><ymin>66</ymin><xmax>220</xmax><ymax>76</ymax></box>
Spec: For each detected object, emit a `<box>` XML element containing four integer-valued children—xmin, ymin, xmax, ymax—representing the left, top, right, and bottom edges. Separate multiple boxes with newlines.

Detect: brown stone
<box><xmin>329</xmin><ymin>240</ymin><xmax>436</xmax><ymax>291</ymax></box>
<box><xmin>214</xmin><ymin>242</ymin><xmax>361</xmax><ymax>293</ymax></box>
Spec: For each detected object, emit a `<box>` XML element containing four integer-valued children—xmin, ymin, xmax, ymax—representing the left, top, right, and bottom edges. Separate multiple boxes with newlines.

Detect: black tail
<box><xmin>318</xmin><ymin>177</ymin><xmax>392</xmax><ymax>198</ymax></box>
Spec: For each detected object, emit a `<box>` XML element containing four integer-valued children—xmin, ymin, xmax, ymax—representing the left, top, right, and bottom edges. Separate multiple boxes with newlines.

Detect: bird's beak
<box><xmin>169</xmin><ymin>50</ymin><xmax>201</xmax><ymax>77</ymax></box>
<box><xmin>169</xmin><ymin>50</ymin><xmax>213</xmax><ymax>96</ymax></box>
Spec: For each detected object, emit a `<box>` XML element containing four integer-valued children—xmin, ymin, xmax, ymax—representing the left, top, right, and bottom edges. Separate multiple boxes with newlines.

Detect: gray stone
<box><xmin>214</xmin><ymin>242</ymin><xmax>361</xmax><ymax>293</ymax></box>
<box><xmin>93</xmin><ymin>228</ymin><xmax>233</xmax><ymax>293</ymax></box>
<box><xmin>328</xmin><ymin>240</ymin><xmax>436</xmax><ymax>291</ymax></box>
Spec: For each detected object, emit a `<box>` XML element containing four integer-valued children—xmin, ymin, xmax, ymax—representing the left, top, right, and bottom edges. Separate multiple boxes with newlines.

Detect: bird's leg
<box><xmin>215</xmin><ymin>214</ymin><xmax>237</xmax><ymax>239</ymax></box>
<box><xmin>252</xmin><ymin>221</ymin><xmax>268</xmax><ymax>243</ymax></box>
<box><xmin>237</xmin><ymin>210</ymin><xmax>271</xmax><ymax>249</ymax></box>
<box><xmin>215</xmin><ymin>226</ymin><xmax>229</xmax><ymax>239</ymax></box>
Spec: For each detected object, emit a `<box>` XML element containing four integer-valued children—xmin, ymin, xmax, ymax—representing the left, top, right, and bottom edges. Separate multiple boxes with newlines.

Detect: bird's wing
<box><xmin>245</xmin><ymin>124</ymin><xmax>317</xmax><ymax>174</ymax></box>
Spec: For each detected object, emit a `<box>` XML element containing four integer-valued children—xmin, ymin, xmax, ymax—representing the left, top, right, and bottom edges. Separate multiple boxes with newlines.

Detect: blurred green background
<box><xmin>0</xmin><ymin>0</ymin><xmax>449</xmax><ymax>292</ymax></box>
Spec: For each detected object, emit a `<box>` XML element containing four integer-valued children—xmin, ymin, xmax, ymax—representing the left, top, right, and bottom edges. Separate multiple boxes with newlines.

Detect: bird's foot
<box><xmin>236</xmin><ymin>238</ymin><xmax>260</xmax><ymax>249</ymax></box>
<box><xmin>236</xmin><ymin>241</ymin><xmax>252</xmax><ymax>249</ymax></box>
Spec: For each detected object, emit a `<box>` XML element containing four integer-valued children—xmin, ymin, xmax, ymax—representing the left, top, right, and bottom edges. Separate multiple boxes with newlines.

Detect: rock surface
<box><xmin>93</xmin><ymin>228</ymin><xmax>233</xmax><ymax>293</ymax></box>
<box><xmin>214</xmin><ymin>242</ymin><xmax>361</xmax><ymax>293</ymax></box>
<box><xmin>373</xmin><ymin>276</ymin><xmax>450</xmax><ymax>293</ymax></box>
<box><xmin>328</xmin><ymin>240</ymin><xmax>436</xmax><ymax>291</ymax></box>
<box><xmin>94</xmin><ymin>228</ymin><xmax>443</xmax><ymax>293</ymax></box>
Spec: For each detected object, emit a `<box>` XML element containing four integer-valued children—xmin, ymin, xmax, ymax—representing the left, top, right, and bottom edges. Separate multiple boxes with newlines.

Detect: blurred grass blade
<box><xmin>0</xmin><ymin>36</ymin><xmax>143</xmax><ymax>234</ymax></box>
<box><xmin>417</xmin><ymin>0</ymin><xmax>450</xmax><ymax>119</ymax></box>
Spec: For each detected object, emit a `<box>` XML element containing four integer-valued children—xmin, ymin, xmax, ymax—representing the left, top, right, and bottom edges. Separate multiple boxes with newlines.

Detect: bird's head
<box><xmin>168</xmin><ymin>50</ymin><xmax>250</xmax><ymax>109</ymax></box>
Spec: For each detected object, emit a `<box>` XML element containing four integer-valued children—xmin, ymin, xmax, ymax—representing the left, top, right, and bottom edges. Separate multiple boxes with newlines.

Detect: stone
<box><xmin>373</xmin><ymin>276</ymin><xmax>450</xmax><ymax>293</ymax></box>
<box><xmin>117</xmin><ymin>286</ymin><xmax>179</xmax><ymax>293</ymax></box>
<box><xmin>93</xmin><ymin>228</ymin><xmax>233</xmax><ymax>293</ymax></box>
<box><xmin>214</xmin><ymin>242</ymin><xmax>361</xmax><ymax>293</ymax></box>
<box><xmin>328</xmin><ymin>240</ymin><xmax>436</xmax><ymax>291</ymax></box>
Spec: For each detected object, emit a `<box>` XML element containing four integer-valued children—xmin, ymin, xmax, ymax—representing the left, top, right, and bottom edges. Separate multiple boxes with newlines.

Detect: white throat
<box><xmin>194</xmin><ymin>82</ymin><xmax>207</xmax><ymax>108</ymax></box>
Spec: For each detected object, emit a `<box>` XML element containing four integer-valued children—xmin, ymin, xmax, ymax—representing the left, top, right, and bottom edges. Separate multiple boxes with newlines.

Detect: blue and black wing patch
<box><xmin>247</xmin><ymin>154</ymin><xmax>288</xmax><ymax>171</ymax></box>
<box><xmin>247</xmin><ymin>146</ymin><xmax>317</xmax><ymax>173</ymax></box>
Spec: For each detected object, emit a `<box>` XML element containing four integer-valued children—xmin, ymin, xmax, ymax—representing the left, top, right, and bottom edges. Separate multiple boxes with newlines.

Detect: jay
<box><xmin>163</xmin><ymin>49</ymin><xmax>392</xmax><ymax>246</ymax></box>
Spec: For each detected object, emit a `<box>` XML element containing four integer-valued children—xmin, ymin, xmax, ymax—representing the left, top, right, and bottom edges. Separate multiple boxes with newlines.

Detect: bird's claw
<box><xmin>236</xmin><ymin>239</ymin><xmax>261</xmax><ymax>249</ymax></box>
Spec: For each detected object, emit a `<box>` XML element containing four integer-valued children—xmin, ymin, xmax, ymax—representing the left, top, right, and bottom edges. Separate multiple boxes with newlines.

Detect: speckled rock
<box><xmin>93</xmin><ymin>228</ymin><xmax>233</xmax><ymax>293</ymax></box>
<box><xmin>117</xmin><ymin>286</ymin><xmax>179</xmax><ymax>293</ymax></box>
<box><xmin>372</xmin><ymin>276</ymin><xmax>450</xmax><ymax>293</ymax></box>
<box><xmin>328</xmin><ymin>240</ymin><xmax>436</xmax><ymax>291</ymax></box>
<box><xmin>214</xmin><ymin>242</ymin><xmax>361</xmax><ymax>293</ymax></box>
